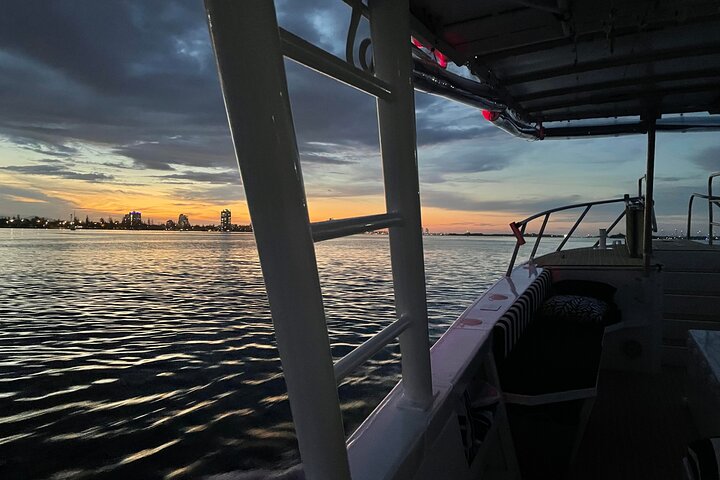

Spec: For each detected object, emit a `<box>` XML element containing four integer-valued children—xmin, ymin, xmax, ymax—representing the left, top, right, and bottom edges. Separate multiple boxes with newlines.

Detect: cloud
<box><xmin>692</xmin><ymin>146</ymin><xmax>720</xmax><ymax>172</ymax></box>
<box><xmin>416</xmin><ymin>124</ymin><xmax>500</xmax><ymax>147</ymax></box>
<box><xmin>421</xmin><ymin>189</ymin><xmax>584</xmax><ymax>214</ymax></box>
<box><xmin>301</xmin><ymin>153</ymin><xmax>355</xmax><ymax>165</ymax></box>
<box><xmin>300</xmin><ymin>141</ymin><xmax>376</xmax><ymax>165</ymax></box>
<box><xmin>656</xmin><ymin>176</ymin><xmax>691</xmax><ymax>182</ymax></box>
<box><xmin>10</xmin><ymin>138</ymin><xmax>78</xmax><ymax>157</ymax></box>
<box><xmin>2</xmin><ymin>163</ymin><xmax>114</xmax><ymax>182</ymax></box>
<box><xmin>415</xmin><ymin>93</ymin><xmax>502</xmax><ymax>147</ymax></box>
<box><xmin>114</xmin><ymin>135</ymin><xmax>236</xmax><ymax>171</ymax></box>
<box><xmin>0</xmin><ymin>185</ymin><xmax>77</xmax><ymax>217</ymax></box>
<box><xmin>418</xmin><ymin>140</ymin><xmax>518</xmax><ymax>184</ymax></box>
<box><xmin>154</xmin><ymin>169</ymin><xmax>241</xmax><ymax>184</ymax></box>
<box><xmin>172</xmin><ymin>184</ymin><xmax>246</xmax><ymax>203</ymax></box>
<box><xmin>0</xmin><ymin>1</ymin><xmax>228</xmax><ymax>169</ymax></box>
<box><xmin>4</xmin><ymin>194</ymin><xmax>46</xmax><ymax>204</ymax></box>
<box><xmin>0</xmin><ymin>0</ymin><xmax>713</xmax><ymax>232</ymax></box>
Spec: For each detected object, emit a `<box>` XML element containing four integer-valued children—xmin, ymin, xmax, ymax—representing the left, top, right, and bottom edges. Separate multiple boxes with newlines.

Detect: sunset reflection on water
<box><xmin>0</xmin><ymin>230</ymin><xmax>590</xmax><ymax>478</ymax></box>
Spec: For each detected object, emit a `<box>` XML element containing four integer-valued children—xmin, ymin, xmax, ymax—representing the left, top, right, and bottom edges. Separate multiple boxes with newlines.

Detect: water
<box><xmin>0</xmin><ymin>230</ymin><xmax>592</xmax><ymax>479</ymax></box>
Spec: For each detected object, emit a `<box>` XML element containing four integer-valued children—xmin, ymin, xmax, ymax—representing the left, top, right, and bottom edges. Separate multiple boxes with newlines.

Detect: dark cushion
<box><xmin>551</xmin><ymin>280</ymin><xmax>617</xmax><ymax>303</ymax></box>
<box><xmin>540</xmin><ymin>295</ymin><xmax>609</xmax><ymax>326</ymax></box>
<box><xmin>687</xmin><ymin>438</ymin><xmax>720</xmax><ymax>480</ymax></box>
<box><xmin>498</xmin><ymin>319</ymin><xmax>603</xmax><ymax>395</ymax></box>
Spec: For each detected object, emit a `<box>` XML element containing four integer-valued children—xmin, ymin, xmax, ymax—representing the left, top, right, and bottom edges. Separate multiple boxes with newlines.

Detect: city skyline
<box><xmin>0</xmin><ymin>209</ymin><xmax>237</xmax><ymax>228</ymax></box>
<box><xmin>0</xmin><ymin>208</ymin><xmax>253</xmax><ymax>231</ymax></box>
<box><xmin>0</xmin><ymin>1</ymin><xmax>718</xmax><ymax>234</ymax></box>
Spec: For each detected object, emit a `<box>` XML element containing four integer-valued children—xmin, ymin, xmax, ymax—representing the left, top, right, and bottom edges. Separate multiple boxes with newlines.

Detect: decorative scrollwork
<box><xmin>358</xmin><ymin>38</ymin><xmax>374</xmax><ymax>73</ymax></box>
<box><xmin>345</xmin><ymin>4</ymin><xmax>373</xmax><ymax>74</ymax></box>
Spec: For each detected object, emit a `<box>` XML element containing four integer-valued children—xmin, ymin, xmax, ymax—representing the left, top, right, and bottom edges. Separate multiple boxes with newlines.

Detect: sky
<box><xmin>0</xmin><ymin>0</ymin><xmax>718</xmax><ymax>234</ymax></box>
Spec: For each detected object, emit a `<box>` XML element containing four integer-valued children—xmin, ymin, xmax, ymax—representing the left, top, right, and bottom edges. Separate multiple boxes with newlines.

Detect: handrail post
<box><xmin>506</xmin><ymin>223</ymin><xmax>526</xmax><ymax>276</ymax></box>
<box><xmin>370</xmin><ymin>0</ymin><xmax>433</xmax><ymax>409</ymax></box>
<box><xmin>710</xmin><ymin>173</ymin><xmax>718</xmax><ymax>245</ymax></box>
<box><xmin>530</xmin><ymin>214</ymin><xmax>549</xmax><ymax>259</ymax></box>
<box><xmin>204</xmin><ymin>2</ymin><xmax>351</xmax><ymax>479</ymax></box>
<box><xmin>593</xmin><ymin>209</ymin><xmax>626</xmax><ymax>247</ymax></box>
<box><xmin>643</xmin><ymin>117</ymin><xmax>657</xmax><ymax>269</ymax></box>
<box><xmin>557</xmin><ymin>205</ymin><xmax>592</xmax><ymax>251</ymax></box>
<box><xmin>687</xmin><ymin>194</ymin><xmax>695</xmax><ymax>240</ymax></box>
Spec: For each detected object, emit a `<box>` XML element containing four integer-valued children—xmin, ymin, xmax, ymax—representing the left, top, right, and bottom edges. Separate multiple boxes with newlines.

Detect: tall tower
<box><xmin>129</xmin><ymin>211</ymin><xmax>142</xmax><ymax>228</ymax></box>
<box><xmin>221</xmin><ymin>209</ymin><xmax>231</xmax><ymax>232</ymax></box>
<box><xmin>178</xmin><ymin>214</ymin><xmax>190</xmax><ymax>230</ymax></box>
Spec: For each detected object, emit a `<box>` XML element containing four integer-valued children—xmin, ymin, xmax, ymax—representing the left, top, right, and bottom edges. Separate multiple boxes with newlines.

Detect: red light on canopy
<box><xmin>482</xmin><ymin>110</ymin><xmax>500</xmax><ymax>122</ymax></box>
<box><xmin>433</xmin><ymin>50</ymin><xmax>448</xmax><ymax>68</ymax></box>
<box><xmin>411</xmin><ymin>37</ymin><xmax>424</xmax><ymax>49</ymax></box>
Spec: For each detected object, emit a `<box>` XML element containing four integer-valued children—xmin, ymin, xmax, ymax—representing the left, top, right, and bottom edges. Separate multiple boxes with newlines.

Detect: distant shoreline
<box><xmin>0</xmin><ymin>227</ymin><xmax>711</xmax><ymax>241</ymax></box>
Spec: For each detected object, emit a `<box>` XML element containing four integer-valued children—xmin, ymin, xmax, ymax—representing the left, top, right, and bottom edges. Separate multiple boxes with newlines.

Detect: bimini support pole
<box><xmin>370</xmin><ymin>0</ymin><xmax>434</xmax><ymax>409</ymax></box>
<box><xmin>643</xmin><ymin>116</ymin><xmax>657</xmax><ymax>270</ymax></box>
<box><xmin>204</xmin><ymin>2</ymin><xmax>351</xmax><ymax>479</ymax></box>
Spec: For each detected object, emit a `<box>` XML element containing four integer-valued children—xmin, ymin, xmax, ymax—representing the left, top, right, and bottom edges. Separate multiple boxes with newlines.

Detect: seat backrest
<box><xmin>493</xmin><ymin>269</ymin><xmax>552</xmax><ymax>360</ymax></box>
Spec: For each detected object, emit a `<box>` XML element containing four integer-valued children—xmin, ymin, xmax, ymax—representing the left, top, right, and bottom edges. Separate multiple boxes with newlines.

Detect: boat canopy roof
<box><xmin>409</xmin><ymin>0</ymin><xmax>720</xmax><ymax>129</ymax></box>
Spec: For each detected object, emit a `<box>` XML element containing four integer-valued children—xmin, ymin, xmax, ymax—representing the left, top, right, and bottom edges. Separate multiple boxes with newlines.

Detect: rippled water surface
<box><xmin>0</xmin><ymin>230</ymin><xmax>592</xmax><ymax>479</ymax></box>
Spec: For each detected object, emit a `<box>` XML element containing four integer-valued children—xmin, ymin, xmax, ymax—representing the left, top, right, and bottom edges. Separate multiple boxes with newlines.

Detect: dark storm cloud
<box><xmin>0</xmin><ymin>1</ymin><xmax>227</xmax><ymax>165</ymax></box>
<box><xmin>2</xmin><ymin>163</ymin><xmax>114</xmax><ymax>182</ymax></box>
<box><xmin>114</xmin><ymin>135</ymin><xmax>236</xmax><ymax>171</ymax></box>
<box><xmin>1</xmin><ymin>0</ymin><xmax>520</xmax><ymax>216</ymax></box>
<box><xmin>0</xmin><ymin>0</ymin><xmax>395</xmax><ymax>177</ymax></box>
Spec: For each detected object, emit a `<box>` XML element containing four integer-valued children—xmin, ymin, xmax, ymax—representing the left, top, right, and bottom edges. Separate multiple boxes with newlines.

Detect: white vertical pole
<box><xmin>204</xmin><ymin>2</ymin><xmax>351</xmax><ymax>479</ymax></box>
<box><xmin>370</xmin><ymin>0</ymin><xmax>434</xmax><ymax>409</ymax></box>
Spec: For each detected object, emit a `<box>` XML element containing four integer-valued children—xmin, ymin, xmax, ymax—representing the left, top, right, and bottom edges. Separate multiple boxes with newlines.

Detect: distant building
<box><xmin>165</xmin><ymin>219</ymin><xmax>176</xmax><ymax>230</ymax></box>
<box><xmin>178</xmin><ymin>214</ymin><xmax>191</xmax><ymax>230</ymax></box>
<box><xmin>221</xmin><ymin>209</ymin><xmax>231</xmax><ymax>232</ymax></box>
<box><xmin>122</xmin><ymin>211</ymin><xmax>142</xmax><ymax>228</ymax></box>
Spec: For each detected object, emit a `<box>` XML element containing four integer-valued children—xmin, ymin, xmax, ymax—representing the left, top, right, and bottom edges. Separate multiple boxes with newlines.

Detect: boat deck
<box><xmin>569</xmin><ymin>367</ymin><xmax>697</xmax><ymax>480</ymax></box>
<box><xmin>653</xmin><ymin>239</ymin><xmax>719</xmax><ymax>251</ymax></box>
<box><xmin>535</xmin><ymin>246</ymin><xmax>642</xmax><ymax>268</ymax></box>
<box><xmin>535</xmin><ymin>239</ymin><xmax>718</xmax><ymax>269</ymax></box>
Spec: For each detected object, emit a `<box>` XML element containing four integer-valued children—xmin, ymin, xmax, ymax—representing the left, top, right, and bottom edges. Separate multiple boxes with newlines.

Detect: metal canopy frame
<box><xmin>409</xmin><ymin>0</ymin><xmax>720</xmax><ymax>132</ymax></box>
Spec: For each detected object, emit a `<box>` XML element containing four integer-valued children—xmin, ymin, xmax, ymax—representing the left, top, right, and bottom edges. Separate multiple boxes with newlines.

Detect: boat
<box><xmin>203</xmin><ymin>1</ymin><xmax>720</xmax><ymax>478</ymax></box>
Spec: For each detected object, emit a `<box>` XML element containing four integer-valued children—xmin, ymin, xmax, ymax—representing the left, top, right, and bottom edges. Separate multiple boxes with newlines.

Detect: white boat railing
<box><xmin>311</xmin><ymin>213</ymin><xmax>404</xmax><ymax>242</ymax></box>
<box><xmin>506</xmin><ymin>195</ymin><xmax>642</xmax><ymax>276</ymax></box>
<box><xmin>687</xmin><ymin>172</ymin><xmax>720</xmax><ymax>244</ymax></box>
<box><xmin>205</xmin><ymin>1</ymin><xmax>433</xmax><ymax>478</ymax></box>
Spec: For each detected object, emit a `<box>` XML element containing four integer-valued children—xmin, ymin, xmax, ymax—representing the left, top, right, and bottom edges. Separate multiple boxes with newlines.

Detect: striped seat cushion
<box><xmin>493</xmin><ymin>269</ymin><xmax>552</xmax><ymax>360</ymax></box>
